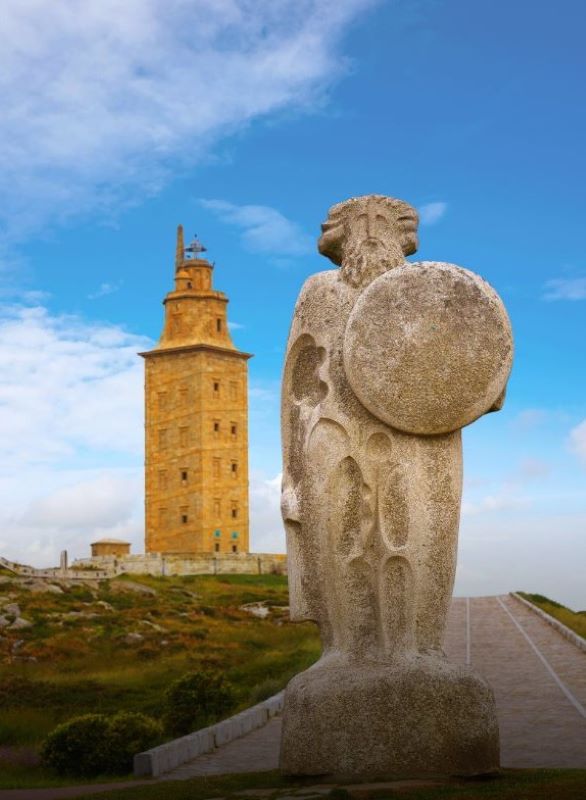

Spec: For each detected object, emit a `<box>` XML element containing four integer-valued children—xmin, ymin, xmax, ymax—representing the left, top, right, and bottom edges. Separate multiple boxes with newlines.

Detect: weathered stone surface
<box><xmin>280</xmin><ymin>194</ymin><xmax>511</xmax><ymax>779</ymax></box>
<box><xmin>281</xmin><ymin>657</ymin><xmax>498</xmax><ymax>779</ymax></box>
<box><xmin>239</xmin><ymin>601</ymin><xmax>270</xmax><ymax>618</ymax></box>
<box><xmin>4</xmin><ymin>603</ymin><xmax>21</xmax><ymax>618</ymax></box>
<box><xmin>124</xmin><ymin>632</ymin><xmax>144</xmax><ymax>645</ymax></box>
<box><xmin>26</xmin><ymin>581</ymin><xmax>64</xmax><ymax>594</ymax></box>
<box><xmin>71</xmin><ymin>551</ymin><xmax>287</xmax><ymax>577</ymax></box>
<box><xmin>344</xmin><ymin>262</ymin><xmax>512</xmax><ymax>435</ymax></box>
<box><xmin>91</xmin><ymin>538</ymin><xmax>131</xmax><ymax>558</ymax></box>
<box><xmin>10</xmin><ymin>617</ymin><xmax>33</xmax><ymax>630</ymax></box>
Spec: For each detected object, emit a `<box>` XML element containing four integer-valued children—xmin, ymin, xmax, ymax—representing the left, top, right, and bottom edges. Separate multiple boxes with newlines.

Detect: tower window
<box><xmin>180</xmin><ymin>469</ymin><xmax>188</xmax><ymax>484</ymax></box>
<box><xmin>179</xmin><ymin>384</ymin><xmax>188</xmax><ymax>403</ymax></box>
<box><xmin>187</xmin><ymin>282</ymin><xmax>192</xmax><ymax>289</ymax></box>
<box><xmin>231</xmin><ymin>505</ymin><xmax>238</xmax><ymax>519</ymax></box>
<box><xmin>179</xmin><ymin>426</ymin><xmax>188</xmax><ymax>447</ymax></box>
<box><xmin>180</xmin><ymin>507</ymin><xmax>188</xmax><ymax>524</ymax></box>
<box><xmin>230</xmin><ymin>423</ymin><xmax>237</xmax><ymax>438</ymax></box>
<box><xmin>213</xmin><ymin>420</ymin><xmax>220</xmax><ymax>435</ymax></box>
<box><xmin>215</xmin><ymin>542</ymin><xmax>220</xmax><ymax>552</ymax></box>
<box><xmin>159</xmin><ymin>429</ymin><xmax>168</xmax><ymax>449</ymax></box>
<box><xmin>229</xmin><ymin>381</ymin><xmax>238</xmax><ymax>400</ymax></box>
<box><xmin>231</xmin><ymin>532</ymin><xmax>239</xmax><ymax>539</ymax></box>
<box><xmin>214</xmin><ymin>529</ymin><xmax>221</xmax><ymax>537</ymax></box>
<box><xmin>213</xmin><ymin>380</ymin><xmax>220</xmax><ymax>396</ymax></box>
<box><xmin>213</xmin><ymin>458</ymin><xmax>221</xmax><ymax>478</ymax></box>
<box><xmin>213</xmin><ymin>499</ymin><xmax>221</xmax><ymax>517</ymax></box>
<box><xmin>232</xmin><ymin>544</ymin><xmax>238</xmax><ymax>553</ymax></box>
<box><xmin>158</xmin><ymin>507</ymin><xmax>168</xmax><ymax>526</ymax></box>
<box><xmin>216</xmin><ymin>318</ymin><xmax>222</xmax><ymax>332</ymax></box>
<box><xmin>231</xmin><ymin>461</ymin><xmax>238</xmax><ymax>477</ymax></box>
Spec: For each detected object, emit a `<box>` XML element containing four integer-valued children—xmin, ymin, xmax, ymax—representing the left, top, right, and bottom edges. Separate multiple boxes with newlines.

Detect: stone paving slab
<box><xmin>467</xmin><ymin>595</ymin><xmax>586</xmax><ymax>768</ymax></box>
<box><xmin>161</xmin><ymin>719</ymin><xmax>283</xmax><ymax>780</ymax></box>
<box><xmin>165</xmin><ymin>595</ymin><xmax>586</xmax><ymax>779</ymax></box>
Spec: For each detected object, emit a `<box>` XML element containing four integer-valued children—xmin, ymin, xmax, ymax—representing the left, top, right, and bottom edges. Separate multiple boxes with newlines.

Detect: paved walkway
<box><xmin>165</xmin><ymin>594</ymin><xmax>586</xmax><ymax>778</ymax></box>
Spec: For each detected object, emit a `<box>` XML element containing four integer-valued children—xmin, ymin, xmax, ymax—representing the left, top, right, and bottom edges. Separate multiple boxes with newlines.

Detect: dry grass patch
<box><xmin>517</xmin><ymin>592</ymin><xmax>586</xmax><ymax>639</ymax></box>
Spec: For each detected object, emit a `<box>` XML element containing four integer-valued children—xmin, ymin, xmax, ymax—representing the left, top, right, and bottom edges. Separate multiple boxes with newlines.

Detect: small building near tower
<box><xmin>91</xmin><ymin>538</ymin><xmax>131</xmax><ymax>558</ymax></box>
<box><xmin>139</xmin><ymin>226</ymin><xmax>252</xmax><ymax>555</ymax></box>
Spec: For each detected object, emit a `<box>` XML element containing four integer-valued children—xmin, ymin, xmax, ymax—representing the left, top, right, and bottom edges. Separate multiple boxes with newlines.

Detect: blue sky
<box><xmin>0</xmin><ymin>0</ymin><xmax>585</xmax><ymax>608</ymax></box>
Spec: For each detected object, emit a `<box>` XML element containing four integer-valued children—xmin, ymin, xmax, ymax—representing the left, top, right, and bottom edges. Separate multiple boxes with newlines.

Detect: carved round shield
<box><xmin>343</xmin><ymin>261</ymin><xmax>513</xmax><ymax>435</ymax></box>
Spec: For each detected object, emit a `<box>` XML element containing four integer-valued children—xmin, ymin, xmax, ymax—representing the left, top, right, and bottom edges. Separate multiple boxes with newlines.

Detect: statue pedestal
<box><xmin>280</xmin><ymin>654</ymin><xmax>499</xmax><ymax>780</ymax></box>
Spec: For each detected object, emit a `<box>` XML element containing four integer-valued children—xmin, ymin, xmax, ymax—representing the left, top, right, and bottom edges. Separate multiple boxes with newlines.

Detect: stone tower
<box><xmin>140</xmin><ymin>226</ymin><xmax>252</xmax><ymax>555</ymax></box>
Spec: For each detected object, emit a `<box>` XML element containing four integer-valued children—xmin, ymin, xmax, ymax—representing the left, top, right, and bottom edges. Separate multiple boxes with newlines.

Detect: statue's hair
<box><xmin>326</xmin><ymin>194</ymin><xmax>417</xmax><ymax>221</ymax></box>
<box><xmin>319</xmin><ymin>194</ymin><xmax>419</xmax><ymax>276</ymax></box>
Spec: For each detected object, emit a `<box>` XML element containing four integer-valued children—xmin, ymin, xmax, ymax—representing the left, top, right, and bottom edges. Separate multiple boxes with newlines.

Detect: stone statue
<box><xmin>280</xmin><ymin>194</ymin><xmax>513</xmax><ymax>780</ymax></box>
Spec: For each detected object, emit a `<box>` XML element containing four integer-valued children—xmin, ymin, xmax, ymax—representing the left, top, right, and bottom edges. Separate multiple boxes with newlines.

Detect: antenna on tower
<box><xmin>185</xmin><ymin>234</ymin><xmax>207</xmax><ymax>259</ymax></box>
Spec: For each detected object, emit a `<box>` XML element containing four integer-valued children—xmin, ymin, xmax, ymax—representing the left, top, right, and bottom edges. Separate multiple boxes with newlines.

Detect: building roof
<box><xmin>90</xmin><ymin>538</ymin><xmax>131</xmax><ymax>545</ymax></box>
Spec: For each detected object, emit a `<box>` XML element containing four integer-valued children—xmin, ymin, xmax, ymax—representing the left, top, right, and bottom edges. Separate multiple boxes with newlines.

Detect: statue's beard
<box><xmin>340</xmin><ymin>235</ymin><xmax>405</xmax><ymax>289</ymax></box>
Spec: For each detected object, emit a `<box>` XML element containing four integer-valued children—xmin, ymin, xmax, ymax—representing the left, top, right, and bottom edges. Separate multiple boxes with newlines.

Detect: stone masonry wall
<box><xmin>71</xmin><ymin>552</ymin><xmax>287</xmax><ymax>577</ymax></box>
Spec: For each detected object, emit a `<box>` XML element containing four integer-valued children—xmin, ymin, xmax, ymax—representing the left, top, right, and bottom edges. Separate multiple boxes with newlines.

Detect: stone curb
<box><xmin>134</xmin><ymin>691</ymin><xmax>284</xmax><ymax>778</ymax></box>
<box><xmin>510</xmin><ymin>592</ymin><xmax>586</xmax><ymax>654</ymax></box>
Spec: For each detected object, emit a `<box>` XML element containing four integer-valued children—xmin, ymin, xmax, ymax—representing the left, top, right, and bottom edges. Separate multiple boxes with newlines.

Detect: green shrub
<box><xmin>248</xmin><ymin>677</ymin><xmax>283</xmax><ymax>705</ymax></box>
<box><xmin>163</xmin><ymin>671</ymin><xmax>235</xmax><ymax>736</ymax></box>
<box><xmin>41</xmin><ymin>711</ymin><xmax>162</xmax><ymax>777</ymax></box>
<box><xmin>41</xmin><ymin>714</ymin><xmax>111</xmax><ymax>777</ymax></box>
<box><xmin>106</xmin><ymin>711</ymin><xmax>162</xmax><ymax>774</ymax></box>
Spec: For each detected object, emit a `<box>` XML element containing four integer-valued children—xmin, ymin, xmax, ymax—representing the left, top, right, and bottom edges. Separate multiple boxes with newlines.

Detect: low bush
<box><xmin>248</xmin><ymin>677</ymin><xmax>283</xmax><ymax>705</ymax></box>
<box><xmin>163</xmin><ymin>671</ymin><xmax>236</xmax><ymax>736</ymax></box>
<box><xmin>106</xmin><ymin>711</ymin><xmax>162</xmax><ymax>774</ymax></box>
<box><xmin>41</xmin><ymin>714</ymin><xmax>111</xmax><ymax>777</ymax></box>
<box><xmin>41</xmin><ymin>711</ymin><xmax>162</xmax><ymax>777</ymax></box>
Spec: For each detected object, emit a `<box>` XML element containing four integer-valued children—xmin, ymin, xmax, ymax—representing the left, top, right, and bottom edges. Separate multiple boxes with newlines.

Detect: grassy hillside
<box><xmin>0</xmin><ymin>571</ymin><xmax>320</xmax><ymax>788</ymax></box>
<box><xmin>517</xmin><ymin>592</ymin><xmax>586</xmax><ymax>640</ymax></box>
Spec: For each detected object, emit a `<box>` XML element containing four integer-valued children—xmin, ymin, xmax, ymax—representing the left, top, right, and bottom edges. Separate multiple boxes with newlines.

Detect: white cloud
<box><xmin>199</xmin><ymin>199</ymin><xmax>313</xmax><ymax>257</ymax></box>
<box><xmin>22</xmin><ymin>474</ymin><xmax>140</xmax><ymax>532</ymax></box>
<box><xmin>569</xmin><ymin>420</ymin><xmax>586</xmax><ymax>464</ymax></box>
<box><xmin>0</xmin><ymin>300</ymin><xmax>148</xmax><ymax>565</ymax></box>
<box><xmin>0</xmin><ymin>303</ymin><xmax>149</xmax><ymax>467</ymax></box>
<box><xmin>418</xmin><ymin>201</ymin><xmax>447</xmax><ymax>226</ymax></box>
<box><xmin>88</xmin><ymin>282</ymin><xmax>121</xmax><ymax>300</ymax></box>
<box><xmin>249</xmin><ymin>471</ymin><xmax>284</xmax><ymax>553</ymax></box>
<box><xmin>228</xmin><ymin>321</ymin><xmax>244</xmax><ymax>331</ymax></box>
<box><xmin>0</xmin><ymin>469</ymin><xmax>144</xmax><ymax>567</ymax></box>
<box><xmin>543</xmin><ymin>277</ymin><xmax>586</xmax><ymax>301</ymax></box>
<box><xmin>0</xmin><ymin>0</ymin><xmax>376</xmax><ymax>242</ymax></box>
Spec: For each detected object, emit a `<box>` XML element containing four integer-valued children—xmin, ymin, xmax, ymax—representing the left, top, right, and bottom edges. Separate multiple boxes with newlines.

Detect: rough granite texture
<box><xmin>279</xmin><ymin>194</ymin><xmax>513</xmax><ymax>780</ymax></box>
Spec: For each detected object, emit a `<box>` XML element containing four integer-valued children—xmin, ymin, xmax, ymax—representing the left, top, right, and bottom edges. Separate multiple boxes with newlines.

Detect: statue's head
<box><xmin>318</xmin><ymin>194</ymin><xmax>418</xmax><ymax>288</ymax></box>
